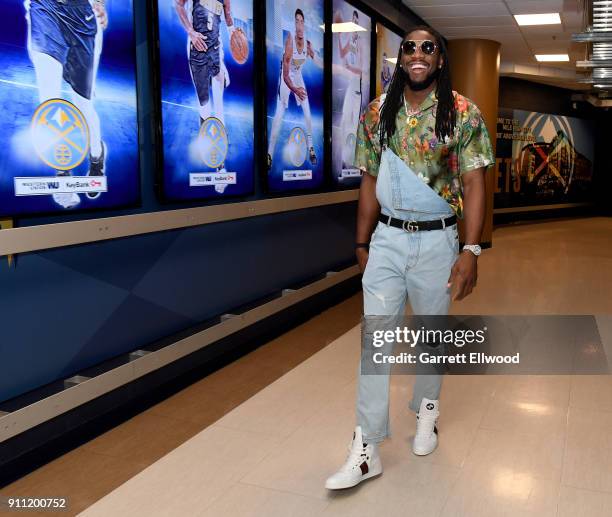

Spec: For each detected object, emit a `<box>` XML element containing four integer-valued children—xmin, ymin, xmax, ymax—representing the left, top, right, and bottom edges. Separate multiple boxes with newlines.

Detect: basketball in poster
<box><xmin>0</xmin><ymin>0</ymin><xmax>140</xmax><ymax>216</ymax></box>
<box><xmin>266</xmin><ymin>0</ymin><xmax>324</xmax><ymax>192</ymax></box>
<box><xmin>158</xmin><ymin>0</ymin><xmax>255</xmax><ymax>200</ymax></box>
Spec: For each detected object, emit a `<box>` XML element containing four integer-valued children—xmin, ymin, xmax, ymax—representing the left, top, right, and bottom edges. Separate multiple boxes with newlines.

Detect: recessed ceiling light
<box><xmin>330</xmin><ymin>22</ymin><xmax>368</xmax><ymax>33</ymax></box>
<box><xmin>535</xmin><ymin>54</ymin><xmax>570</xmax><ymax>62</ymax></box>
<box><xmin>514</xmin><ymin>13</ymin><xmax>561</xmax><ymax>26</ymax></box>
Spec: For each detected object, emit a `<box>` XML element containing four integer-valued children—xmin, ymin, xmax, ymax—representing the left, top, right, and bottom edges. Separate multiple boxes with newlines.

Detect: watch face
<box><xmin>464</xmin><ymin>245</ymin><xmax>481</xmax><ymax>256</ymax></box>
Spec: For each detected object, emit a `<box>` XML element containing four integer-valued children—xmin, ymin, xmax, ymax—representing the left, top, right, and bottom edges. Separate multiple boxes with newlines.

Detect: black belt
<box><xmin>378</xmin><ymin>214</ymin><xmax>456</xmax><ymax>233</ymax></box>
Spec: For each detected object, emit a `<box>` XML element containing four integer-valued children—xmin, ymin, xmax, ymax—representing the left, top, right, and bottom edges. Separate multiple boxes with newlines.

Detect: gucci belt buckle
<box><xmin>402</xmin><ymin>220</ymin><xmax>419</xmax><ymax>233</ymax></box>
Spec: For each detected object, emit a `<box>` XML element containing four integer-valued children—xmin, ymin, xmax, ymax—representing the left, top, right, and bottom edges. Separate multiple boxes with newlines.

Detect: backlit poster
<box><xmin>331</xmin><ymin>0</ymin><xmax>371</xmax><ymax>186</ymax></box>
<box><xmin>495</xmin><ymin>108</ymin><xmax>595</xmax><ymax>209</ymax></box>
<box><xmin>158</xmin><ymin>0</ymin><xmax>255</xmax><ymax>200</ymax></box>
<box><xmin>0</xmin><ymin>0</ymin><xmax>140</xmax><ymax>216</ymax></box>
<box><xmin>266</xmin><ymin>0</ymin><xmax>324</xmax><ymax>191</ymax></box>
<box><xmin>375</xmin><ymin>22</ymin><xmax>402</xmax><ymax>98</ymax></box>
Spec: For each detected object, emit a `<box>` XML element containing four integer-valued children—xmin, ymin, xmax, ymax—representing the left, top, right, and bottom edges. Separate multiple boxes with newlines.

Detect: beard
<box><xmin>402</xmin><ymin>66</ymin><xmax>440</xmax><ymax>91</ymax></box>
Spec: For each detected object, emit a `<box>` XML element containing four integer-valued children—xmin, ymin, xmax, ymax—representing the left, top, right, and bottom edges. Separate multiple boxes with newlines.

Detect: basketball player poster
<box><xmin>157</xmin><ymin>0</ymin><xmax>254</xmax><ymax>201</ymax></box>
<box><xmin>375</xmin><ymin>22</ymin><xmax>402</xmax><ymax>97</ymax></box>
<box><xmin>331</xmin><ymin>0</ymin><xmax>371</xmax><ymax>186</ymax></box>
<box><xmin>0</xmin><ymin>0</ymin><xmax>140</xmax><ymax>216</ymax></box>
<box><xmin>266</xmin><ymin>0</ymin><xmax>324</xmax><ymax>192</ymax></box>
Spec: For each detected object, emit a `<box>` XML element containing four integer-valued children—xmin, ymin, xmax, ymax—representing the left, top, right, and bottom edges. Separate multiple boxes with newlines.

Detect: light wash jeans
<box><xmin>357</xmin><ymin>148</ymin><xmax>459</xmax><ymax>444</ymax></box>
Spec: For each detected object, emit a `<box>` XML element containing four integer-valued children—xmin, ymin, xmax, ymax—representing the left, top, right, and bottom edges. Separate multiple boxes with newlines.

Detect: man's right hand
<box><xmin>295</xmin><ymin>87</ymin><xmax>307</xmax><ymax>101</ymax></box>
<box><xmin>356</xmin><ymin>248</ymin><xmax>369</xmax><ymax>274</ymax></box>
<box><xmin>189</xmin><ymin>30</ymin><xmax>207</xmax><ymax>52</ymax></box>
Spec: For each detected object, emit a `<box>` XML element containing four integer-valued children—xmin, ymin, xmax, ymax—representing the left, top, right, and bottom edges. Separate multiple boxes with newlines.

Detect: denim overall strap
<box><xmin>378</xmin><ymin>148</ymin><xmax>454</xmax><ymax>221</ymax></box>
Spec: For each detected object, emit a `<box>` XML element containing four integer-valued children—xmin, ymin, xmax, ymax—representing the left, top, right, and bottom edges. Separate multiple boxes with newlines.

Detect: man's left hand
<box><xmin>447</xmin><ymin>251</ymin><xmax>478</xmax><ymax>301</ymax></box>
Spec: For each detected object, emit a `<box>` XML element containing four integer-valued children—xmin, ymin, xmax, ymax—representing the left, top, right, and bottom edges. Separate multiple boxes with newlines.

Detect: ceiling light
<box><xmin>514</xmin><ymin>13</ymin><xmax>561</xmax><ymax>26</ymax></box>
<box><xmin>330</xmin><ymin>22</ymin><xmax>368</xmax><ymax>33</ymax></box>
<box><xmin>535</xmin><ymin>54</ymin><xmax>570</xmax><ymax>62</ymax></box>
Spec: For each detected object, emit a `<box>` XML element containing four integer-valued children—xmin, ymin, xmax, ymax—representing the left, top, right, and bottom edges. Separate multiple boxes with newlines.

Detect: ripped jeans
<box><xmin>356</xmin><ymin>148</ymin><xmax>459</xmax><ymax>444</ymax></box>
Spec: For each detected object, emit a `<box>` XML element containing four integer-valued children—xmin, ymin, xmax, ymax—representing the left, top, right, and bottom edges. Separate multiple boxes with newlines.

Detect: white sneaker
<box><xmin>412</xmin><ymin>398</ymin><xmax>439</xmax><ymax>456</ymax></box>
<box><xmin>325</xmin><ymin>426</ymin><xmax>382</xmax><ymax>490</ymax></box>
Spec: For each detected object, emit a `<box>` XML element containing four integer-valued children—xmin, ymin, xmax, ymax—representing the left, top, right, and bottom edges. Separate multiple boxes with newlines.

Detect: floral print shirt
<box><xmin>355</xmin><ymin>89</ymin><xmax>494</xmax><ymax>218</ymax></box>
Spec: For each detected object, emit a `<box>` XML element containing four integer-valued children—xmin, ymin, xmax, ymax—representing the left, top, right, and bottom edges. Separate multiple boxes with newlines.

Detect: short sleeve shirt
<box><xmin>354</xmin><ymin>89</ymin><xmax>494</xmax><ymax>219</ymax></box>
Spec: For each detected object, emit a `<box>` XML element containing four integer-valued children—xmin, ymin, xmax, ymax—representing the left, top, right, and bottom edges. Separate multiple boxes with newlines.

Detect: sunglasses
<box><xmin>401</xmin><ymin>39</ymin><xmax>438</xmax><ymax>56</ymax></box>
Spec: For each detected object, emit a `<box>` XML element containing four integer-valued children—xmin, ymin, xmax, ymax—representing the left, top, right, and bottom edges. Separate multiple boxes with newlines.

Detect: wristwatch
<box><xmin>462</xmin><ymin>244</ymin><xmax>482</xmax><ymax>256</ymax></box>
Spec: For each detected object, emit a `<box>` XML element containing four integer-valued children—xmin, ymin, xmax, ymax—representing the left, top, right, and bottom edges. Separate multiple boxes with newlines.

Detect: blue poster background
<box><xmin>266</xmin><ymin>0</ymin><xmax>324</xmax><ymax>192</ymax></box>
<box><xmin>0</xmin><ymin>0</ymin><xmax>140</xmax><ymax>216</ymax></box>
<box><xmin>158</xmin><ymin>0</ymin><xmax>254</xmax><ymax>200</ymax></box>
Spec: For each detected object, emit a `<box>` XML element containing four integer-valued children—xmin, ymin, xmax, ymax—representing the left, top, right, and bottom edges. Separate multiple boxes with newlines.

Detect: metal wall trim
<box><xmin>493</xmin><ymin>202</ymin><xmax>593</xmax><ymax>214</ymax></box>
<box><xmin>0</xmin><ymin>190</ymin><xmax>359</xmax><ymax>256</ymax></box>
<box><xmin>0</xmin><ymin>264</ymin><xmax>360</xmax><ymax>442</ymax></box>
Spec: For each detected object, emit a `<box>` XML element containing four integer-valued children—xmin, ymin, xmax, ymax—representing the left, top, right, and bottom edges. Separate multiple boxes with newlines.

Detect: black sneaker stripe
<box><xmin>359</xmin><ymin>461</ymin><xmax>369</xmax><ymax>475</ymax></box>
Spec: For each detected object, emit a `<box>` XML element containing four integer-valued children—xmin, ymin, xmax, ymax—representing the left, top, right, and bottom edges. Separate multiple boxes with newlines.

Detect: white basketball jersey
<box><xmin>344</xmin><ymin>36</ymin><xmax>361</xmax><ymax>92</ymax></box>
<box><xmin>288</xmin><ymin>34</ymin><xmax>307</xmax><ymax>79</ymax></box>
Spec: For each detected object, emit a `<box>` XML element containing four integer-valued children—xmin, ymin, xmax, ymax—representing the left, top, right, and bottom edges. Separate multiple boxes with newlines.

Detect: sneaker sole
<box><xmin>325</xmin><ymin>465</ymin><xmax>382</xmax><ymax>490</ymax></box>
<box><xmin>412</xmin><ymin>441</ymin><xmax>438</xmax><ymax>456</ymax></box>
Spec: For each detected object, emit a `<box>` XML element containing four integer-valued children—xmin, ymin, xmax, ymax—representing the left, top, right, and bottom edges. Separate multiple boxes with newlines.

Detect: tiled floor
<box><xmin>3</xmin><ymin>217</ymin><xmax>612</xmax><ymax>517</ymax></box>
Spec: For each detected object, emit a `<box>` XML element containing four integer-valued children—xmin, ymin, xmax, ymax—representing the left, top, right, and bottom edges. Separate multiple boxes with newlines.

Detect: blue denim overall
<box><xmin>357</xmin><ymin>148</ymin><xmax>459</xmax><ymax>444</ymax></box>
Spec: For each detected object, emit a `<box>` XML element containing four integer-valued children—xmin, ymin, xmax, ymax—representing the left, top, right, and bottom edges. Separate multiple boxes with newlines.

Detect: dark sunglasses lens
<box><xmin>402</xmin><ymin>41</ymin><xmax>416</xmax><ymax>54</ymax></box>
<box><xmin>422</xmin><ymin>40</ymin><xmax>436</xmax><ymax>54</ymax></box>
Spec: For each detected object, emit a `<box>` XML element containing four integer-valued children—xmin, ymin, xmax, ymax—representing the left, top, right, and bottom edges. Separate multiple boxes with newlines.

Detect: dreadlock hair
<box><xmin>379</xmin><ymin>25</ymin><xmax>456</xmax><ymax>149</ymax></box>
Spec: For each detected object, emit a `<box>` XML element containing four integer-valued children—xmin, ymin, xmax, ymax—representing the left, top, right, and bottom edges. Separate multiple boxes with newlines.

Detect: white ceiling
<box><xmin>402</xmin><ymin>0</ymin><xmax>591</xmax><ymax>91</ymax></box>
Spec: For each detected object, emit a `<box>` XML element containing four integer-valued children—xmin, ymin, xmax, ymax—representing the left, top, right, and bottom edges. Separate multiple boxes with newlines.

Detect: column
<box><xmin>447</xmin><ymin>39</ymin><xmax>501</xmax><ymax>247</ymax></box>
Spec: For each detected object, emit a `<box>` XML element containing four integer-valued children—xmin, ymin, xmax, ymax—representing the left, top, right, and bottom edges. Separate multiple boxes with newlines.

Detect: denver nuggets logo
<box><xmin>345</xmin><ymin>132</ymin><xmax>356</xmax><ymax>150</ymax></box>
<box><xmin>288</xmin><ymin>127</ymin><xmax>307</xmax><ymax>167</ymax></box>
<box><xmin>31</xmin><ymin>99</ymin><xmax>89</xmax><ymax>171</ymax></box>
<box><xmin>198</xmin><ymin>117</ymin><xmax>228</xmax><ymax>169</ymax></box>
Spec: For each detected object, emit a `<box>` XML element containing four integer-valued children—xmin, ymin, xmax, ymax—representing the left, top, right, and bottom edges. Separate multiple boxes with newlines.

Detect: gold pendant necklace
<box><xmin>403</xmin><ymin>94</ymin><xmax>421</xmax><ymax>128</ymax></box>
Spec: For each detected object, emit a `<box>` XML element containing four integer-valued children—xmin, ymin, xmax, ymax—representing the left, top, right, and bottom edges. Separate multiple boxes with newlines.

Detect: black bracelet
<box><xmin>355</xmin><ymin>243</ymin><xmax>369</xmax><ymax>250</ymax></box>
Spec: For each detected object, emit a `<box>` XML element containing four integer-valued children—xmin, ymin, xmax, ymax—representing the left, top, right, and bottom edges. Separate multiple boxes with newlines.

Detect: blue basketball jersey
<box><xmin>192</xmin><ymin>0</ymin><xmax>224</xmax><ymax>43</ymax></box>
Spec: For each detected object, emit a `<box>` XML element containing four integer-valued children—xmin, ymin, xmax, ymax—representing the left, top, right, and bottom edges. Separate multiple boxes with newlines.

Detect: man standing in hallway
<box><xmin>325</xmin><ymin>26</ymin><xmax>494</xmax><ymax>490</ymax></box>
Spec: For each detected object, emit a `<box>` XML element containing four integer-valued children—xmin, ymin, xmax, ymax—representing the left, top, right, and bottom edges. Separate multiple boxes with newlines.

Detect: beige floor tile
<box><xmin>479</xmin><ymin>395</ymin><xmax>568</xmax><ymax>436</ymax></box>
<box><xmin>464</xmin><ymin>428</ymin><xmax>566</xmax><ymax>483</ymax></box>
<box><xmin>214</xmin><ymin>366</ymin><xmax>355</xmax><ymax>440</ymax></box>
<box><xmin>78</xmin><ymin>426</ymin><xmax>282</xmax><ymax>517</ymax></box>
<box><xmin>239</xmin><ymin>382</ymin><xmax>362</xmax><ymax>500</ymax></box>
<box><xmin>494</xmin><ymin>375</ymin><xmax>572</xmax><ymax>408</ymax></box>
<box><xmin>440</xmin><ymin>469</ymin><xmax>559</xmax><ymax>517</ymax></box>
<box><xmin>200</xmin><ymin>482</ymin><xmax>329</xmax><ymax>517</ymax></box>
<box><xmin>439</xmin><ymin>375</ymin><xmax>498</xmax><ymax>406</ymax></box>
<box><xmin>437</xmin><ymin>423</ymin><xmax>566</xmax><ymax>515</ymax></box>
<box><xmin>562</xmin><ymin>407</ymin><xmax>612</xmax><ymax>493</ymax></box>
<box><xmin>570</xmin><ymin>375</ymin><xmax>612</xmax><ymax>412</ymax></box>
<box><xmin>323</xmin><ymin>460</ymin><xmax>460</xmax><ymax>517</ymax></box>
<box><xmin>558</xmin><ymin>486</ymin><xmax>612</xmax><ymax>517</ymax></box>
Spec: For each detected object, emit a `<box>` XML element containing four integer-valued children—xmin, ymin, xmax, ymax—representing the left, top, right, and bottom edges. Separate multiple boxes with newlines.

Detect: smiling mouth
<box><xmin>409</xmin><ymin>62</ymin><xmax>429</xmax><ymax>72</ymax></box>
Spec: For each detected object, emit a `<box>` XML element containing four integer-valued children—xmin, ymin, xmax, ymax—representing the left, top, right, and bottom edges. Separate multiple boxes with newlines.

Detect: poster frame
<box><xmin>150</xmin><ymin>0</ymin><xmax>258</xmax><ymax>204</ymax></box>
<box><xmin>261</xmin><ymin>0</ymin><xmax>330</xmax><ymax>196</ymax></box>
<box><xmin>327</xmin><ymin>0</ymin><xmax>378</xmax><ymax>191</ymax></box>
<box><xmin>0</xmin><ymin>0</ymin><xmax>143</xmax><ymax>220</ymax></box>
